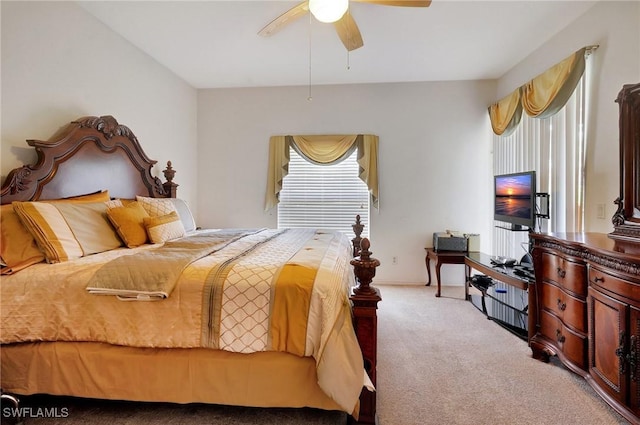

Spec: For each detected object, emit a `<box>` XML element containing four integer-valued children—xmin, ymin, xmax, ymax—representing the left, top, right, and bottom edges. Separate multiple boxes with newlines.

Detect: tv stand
<box><xmin>464</xmin><ymin>252</ymin><xmax>535</xmax><ymax>340</ymax></box>
<box><xmin>495</xmin><ymin>224</ymin><xmax>530</xmax><ymax>232</ymax></box>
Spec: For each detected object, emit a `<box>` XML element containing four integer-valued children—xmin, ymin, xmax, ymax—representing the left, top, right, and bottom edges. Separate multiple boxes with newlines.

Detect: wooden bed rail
<box><xmin>350</xmin><ymin>236</ymin><xmax>382</xmax><ymax>425</ymax></box>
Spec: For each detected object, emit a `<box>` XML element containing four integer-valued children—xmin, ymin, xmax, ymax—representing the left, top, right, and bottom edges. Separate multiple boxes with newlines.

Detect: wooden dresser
<box><xmin>530</xmin><ymin>232</ymin><xmax>640</xmax><ymax>424</ymax></box>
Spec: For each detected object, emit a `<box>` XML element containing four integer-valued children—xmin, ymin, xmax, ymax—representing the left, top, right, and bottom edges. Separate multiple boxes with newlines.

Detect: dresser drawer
<box><xmin>589</xmin><ymin>266</ymin><xmax>640</xmax><ymax>302</ymax></box>
<box><xmin>541</xmin><ymin>251</ymin><xmax>587</xmax><ymax>296</ymax></box>
<box><xmin>539</xmin><ymin>309</ymin><xmax>587</xmax><ymax>369</ymax></box>
<box><xmin>540</xmin><ymin>282</ymin><xmax>587</xmax><ymax>333</ymax></box>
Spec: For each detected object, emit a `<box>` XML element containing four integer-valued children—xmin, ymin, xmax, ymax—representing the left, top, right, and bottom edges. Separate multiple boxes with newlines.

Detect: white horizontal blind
<box><xmin>278</xmin><ymin>146</ymin><xmax>370</xmax><ymax>239</ymax></box>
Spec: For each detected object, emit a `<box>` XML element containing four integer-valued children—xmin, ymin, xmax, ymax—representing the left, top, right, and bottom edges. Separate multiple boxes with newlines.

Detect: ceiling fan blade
<box><xmin>352</xmin><ymin>0</ymin><xmax>432</xmax><ymax>6</ymax></box>
<box><xmin>334</xmin><ymin>11</ymin><xmax>364</xmax><ymax>51</ymax></box>
<box><xmin>258</xmin><ymin>1</ymin><xmax>309</xmax><ymax>37</ymax></box>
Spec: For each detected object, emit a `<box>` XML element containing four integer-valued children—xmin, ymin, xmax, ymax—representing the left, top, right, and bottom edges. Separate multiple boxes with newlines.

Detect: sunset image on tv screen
<box><xmin>495</xmin><ymin>174</ymin><xmax>532</xmax><ymax>219</ymax></box>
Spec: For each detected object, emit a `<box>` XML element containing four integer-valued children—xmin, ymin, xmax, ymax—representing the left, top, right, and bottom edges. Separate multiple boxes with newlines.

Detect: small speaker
<box><xmin>520</xmin><ymin>253</ymin><xmax>533</xmax><ymax>267</ymax></box>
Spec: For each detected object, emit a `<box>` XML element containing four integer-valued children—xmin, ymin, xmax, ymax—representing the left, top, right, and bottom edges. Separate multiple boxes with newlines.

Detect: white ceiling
<box><xmin>77</xmin><ymin>0</ymin><xmax>597</xmax><ymax>89</ymax></box>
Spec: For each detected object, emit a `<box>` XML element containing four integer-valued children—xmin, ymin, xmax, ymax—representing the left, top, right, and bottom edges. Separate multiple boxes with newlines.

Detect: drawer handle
<box><xmin>556</xmin><ymin>267</ymin><xmax>566</xmax><ymax>278</ymax></box>
<box><xmin>556</xmin><ymin>329</ymin><xmax>565</xmax><ymax>343</ymax></box>
<box><xmin>629</xmin><ymin>335</ymin><xmax>638</xmax><ymax>382</ymax></box>
<box><xmin>593</xmin><ymin>276</ymin><xmax>605</xmax><ymax>283</ymax></box>
<box><xmin>557</xmin><ymin>298</ymin><xmax>566</xmax><ymax>311</ymax></box>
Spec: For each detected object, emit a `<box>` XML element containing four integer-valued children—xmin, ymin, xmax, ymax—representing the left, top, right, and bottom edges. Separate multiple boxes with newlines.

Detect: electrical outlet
<box><xmin>392</xmin><ymin>256</ymin><xmax>398</xmax><ymax>265</ymax></box>
<box><xmin>596</xmin><ymin>203</ymin><xmax>606</xmax><ymax>219</ymax></box>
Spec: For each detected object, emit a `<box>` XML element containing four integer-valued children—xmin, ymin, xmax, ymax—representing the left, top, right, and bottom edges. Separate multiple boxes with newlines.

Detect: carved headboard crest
<box><xmin>1</xmin><ymin>115</ymin><xmax>177</xmax><ymax>204</ymax></box>
<box><xmin>77</xmin><ymin>115</ymin><xmax>137</xmax><ymax>141</ymax></box>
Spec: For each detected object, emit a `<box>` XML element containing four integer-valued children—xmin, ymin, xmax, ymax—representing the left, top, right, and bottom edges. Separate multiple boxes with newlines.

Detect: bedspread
<box><xmin>86</xmin><ymin>229</ymin><xmax>261</xmax><ymax>300</ymax></box>
<box><xmin>1</xmin><ymin>228</ymin><xmax>369</xmax><ymax>412</ymax></box>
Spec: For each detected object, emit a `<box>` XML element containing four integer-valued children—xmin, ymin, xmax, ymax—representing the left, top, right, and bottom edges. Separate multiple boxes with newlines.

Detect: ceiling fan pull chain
<box><xmin>308</xmin><ymin>10</ymin><xmax>313</xmax><ymax>101</ymax></box>
<box><xmin>346</xmin><ymin>3</ymin><xmax>351</xmax><ymax>70</ymax></box>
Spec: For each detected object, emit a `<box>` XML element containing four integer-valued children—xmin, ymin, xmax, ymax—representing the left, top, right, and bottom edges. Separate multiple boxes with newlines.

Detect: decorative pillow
<box><xmin>168</xmin><ymin>198</ymin><xmax>197</xmax><ymax>233</ymax></box>
<box><xmin>106</xmin><ymin>202</ymin><xmax>150</xmax><ymax>248</ymax></box>
<box><xmin>136</xmin><ymin>196</ymin><xmax>177</xmax><ymax>217</ymax></box>
<box><xmin>105</xmin><ymin>199</ymin><xmax>124</xmax><ymax>209</ymax></box>
<box><xmin>48</xmin><ymin>190</ymin><xmax>111</xmax><ymax>203</ymax></box>
<box><xmin>13</xmin><ymin>201</ymin><xmax>122</xmax><ymax>263</ymax></box>
<box><xmin>0</xmin><ymin>205</ymin><xmax>45</xmax><ymax>274</ymax></box>
<box><xmin>143</xmin><ymin>211</ymin><xmax>186</xmax><ymax>244</ymax></box>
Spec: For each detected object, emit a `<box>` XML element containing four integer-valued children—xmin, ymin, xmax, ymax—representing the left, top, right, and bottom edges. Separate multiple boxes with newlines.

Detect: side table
<box><xmin>424</xmin><ymin>248</ymin><xmax>466</xmax><ymax>297</ymax></box>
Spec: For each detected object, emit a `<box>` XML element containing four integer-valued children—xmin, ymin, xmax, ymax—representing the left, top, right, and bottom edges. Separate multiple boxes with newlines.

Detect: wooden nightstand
<box><xmin>424</xmin><ymin>248</ymin><xmax>466</xmax><ymax>297</ymax></box>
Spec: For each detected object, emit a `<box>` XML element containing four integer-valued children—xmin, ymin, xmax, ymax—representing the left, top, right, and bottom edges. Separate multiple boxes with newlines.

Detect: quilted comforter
<box><xmin>1</xmin><ymin>228</ymin><xmax>370</xmax><ymax>412</ymax></box>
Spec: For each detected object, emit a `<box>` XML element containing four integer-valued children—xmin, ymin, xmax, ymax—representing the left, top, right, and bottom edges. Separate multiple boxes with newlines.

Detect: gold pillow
<box><xmin>106</xmin><ymin>202</ymin><xmax>150</xmax><ymax>248</ymax></box>
<box><xmin>144</xmin><ymin>211</ymin><xmax>185</xmax><ymax>244</ymax></box>
<box><xmin>13</xmin><ymin>201</ymin><xmax>122</xmax><ymax>263</ymax></box>
<box><xmin>48</xmin><ymin>190</ymin><xmax>111</xmax><ymax>203</ymax></box>
<box><xmin>0</xmin><ymin>205</ymin><xmax>45</xmax><ymax>274</ymax></box>
<box><xmin>0</xmin><ymin>191</ymin><xmax>111</xmax><ymax>272</ymax></box>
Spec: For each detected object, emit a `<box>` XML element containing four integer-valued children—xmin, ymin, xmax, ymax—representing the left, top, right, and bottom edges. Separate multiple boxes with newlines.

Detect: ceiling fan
<box><xmin>258</xmin><ymin>0</ymin><xmax>432</xmax><ymax>52</ymax></box>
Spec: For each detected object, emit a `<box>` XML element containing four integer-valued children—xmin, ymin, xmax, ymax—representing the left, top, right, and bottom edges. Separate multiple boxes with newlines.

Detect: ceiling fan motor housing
<box><xmin>309</xmin><ymin>0</ymin><xmax>349</xmax><ymax>23</ymax></box>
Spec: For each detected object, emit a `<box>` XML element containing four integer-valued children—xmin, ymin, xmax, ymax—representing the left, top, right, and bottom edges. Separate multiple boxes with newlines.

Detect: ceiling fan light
<box><xmin>309</xmin><ymin>0</ymin><xmax>348</xmax><ymax>23</ymax></box>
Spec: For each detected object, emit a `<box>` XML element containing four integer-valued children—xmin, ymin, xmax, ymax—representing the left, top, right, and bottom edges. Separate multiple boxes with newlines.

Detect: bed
<box><xmin>0</xmin><ymin>115</ymin><xmax>382</xmax><ymax>424</ymax></box>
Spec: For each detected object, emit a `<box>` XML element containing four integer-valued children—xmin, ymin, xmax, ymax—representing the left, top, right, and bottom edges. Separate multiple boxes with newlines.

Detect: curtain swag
<box><xmin>264</xmin><ymin>134</ymin><xmax>380</xmax><ymax>211</ymax></box>
<box><xmin>488</xmin><ymin>46</ymin><xmax>596</xmax><ymax>135</ymax></box>
<box><xmin>488</xmin><ymin>89</ymin><xmax>523</xmax><ymax>136</ymax></box>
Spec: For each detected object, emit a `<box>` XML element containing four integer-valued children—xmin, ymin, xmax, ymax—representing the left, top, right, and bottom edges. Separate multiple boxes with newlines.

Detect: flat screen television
<box><xmin>494</xmin><ymin>171</ymin><xmax>536</xmax><ymax>231</ymax></box>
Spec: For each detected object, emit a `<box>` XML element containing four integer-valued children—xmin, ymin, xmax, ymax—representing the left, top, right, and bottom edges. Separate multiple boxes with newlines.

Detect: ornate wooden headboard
<box><xmin>0</xmin><ymin>115</ymin><xmax>177</xmax><ymax>205</ymax></box>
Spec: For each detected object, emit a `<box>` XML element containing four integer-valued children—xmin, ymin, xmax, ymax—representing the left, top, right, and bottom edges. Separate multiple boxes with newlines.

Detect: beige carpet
<box><xmin>376</xmin><ymin>284</ymin><xmax>629</xmax><ymax>425</ymax></box>
<box><xmin>2</xmin><ymin>284</ymin><xmax>630</xmax><ymax>424</ymax></box>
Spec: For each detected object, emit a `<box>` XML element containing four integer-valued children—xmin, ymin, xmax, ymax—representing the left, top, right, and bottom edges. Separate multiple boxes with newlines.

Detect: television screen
<box><xmin>494</xmin><ymin>171</ymin><xmax>536</xmax><ymax>230</ymax></box>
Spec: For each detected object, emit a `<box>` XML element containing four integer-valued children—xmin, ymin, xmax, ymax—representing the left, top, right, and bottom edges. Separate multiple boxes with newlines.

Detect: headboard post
<box><xmin>352</xmin><ymin>214</ymin><xmax>364</xmax><ymax>257</ymax></box>
<box><xmin>162</xmin><ymin>161</ymin><xmax>178</xmax><ymax>198</ymax></box>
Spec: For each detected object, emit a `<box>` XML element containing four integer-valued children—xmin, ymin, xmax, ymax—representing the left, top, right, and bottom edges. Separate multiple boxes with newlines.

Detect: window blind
<box><xmin>492</xmin><ymin>76</ymin><xmax>587</xmax><ymax>261</ymax></box>
<box><xmin>278</xmin><ymin>147</ymin><xmax>370</xmax><ymax>239</ymax></box>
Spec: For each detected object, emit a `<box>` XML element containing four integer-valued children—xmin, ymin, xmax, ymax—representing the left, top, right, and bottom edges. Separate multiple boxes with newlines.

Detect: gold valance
<box><xmin>522</xmin><ymin>47</ymin><xmax>587</xmax><ymax>118</ymax></box>
<box><xmin>488</xmin><ymin>46</ymin><xmax>593</xmax><ymax>134</ymax></box>
<box><xmin>264</xmin><ymin>134</ymin><xmax>379</xmax><ymax>211</ymax></box>
<box><xmin>488</xmin><ymin>89</ymin><xmax>523</xmax><ymax>136</ymax></box>
<box><xmin>291</xmin><ymin>135</ymin><xmax>358</xmax><ymax>164</ymax></box>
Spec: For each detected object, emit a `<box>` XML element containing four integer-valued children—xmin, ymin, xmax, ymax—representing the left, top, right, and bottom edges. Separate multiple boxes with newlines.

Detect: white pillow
<box><xmin>168</xmin><ymin>198</ymin><xmax>197</xmax><ymax>233</ymax></box>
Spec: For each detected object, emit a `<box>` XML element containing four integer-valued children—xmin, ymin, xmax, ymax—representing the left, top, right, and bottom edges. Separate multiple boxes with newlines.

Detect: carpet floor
<box><xmin>1</xmin><ymin>284</ymin><xmax>631</xmax><ymax>424</ymax></box>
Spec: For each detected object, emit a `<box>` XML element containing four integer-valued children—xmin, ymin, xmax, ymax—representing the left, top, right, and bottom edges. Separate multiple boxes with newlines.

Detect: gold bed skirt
<box><xmin>1</xmin><ymin>342</ymin><xmax>343</xmax><ymax>411</ymax></box>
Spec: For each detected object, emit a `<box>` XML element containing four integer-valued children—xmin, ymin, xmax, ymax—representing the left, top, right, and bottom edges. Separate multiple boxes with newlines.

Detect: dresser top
<box><xmin>530</xmin><ymin>232</ymin><xmax>640</xmax><ymax>264</ymax></box>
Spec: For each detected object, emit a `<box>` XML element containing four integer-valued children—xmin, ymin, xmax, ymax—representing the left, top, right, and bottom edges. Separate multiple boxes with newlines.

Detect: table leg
<box><xmin>435</xmin><ymin>261</ymin><xmax>442</xmax><ymax>297</ymax></box>
<box><xmin>464</xmin><ymin>264</ymin><xmax>471</xmax><ymax>300</ymax></box>
<box><xmin>480</xmin><ymin>290</ymin><xmax>488</xmax><ymax>314</ymax></box>
<box><xmin>425</xmin><ymin>255</ymin><xmax>432</xmax><ymax>286</ymax></box>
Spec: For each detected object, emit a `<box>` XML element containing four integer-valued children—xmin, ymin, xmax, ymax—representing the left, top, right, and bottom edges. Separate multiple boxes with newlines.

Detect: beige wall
<box><xmin>2</xmin><ymin>1</ymin><xmax>636</xmax><ymax>284</ymax></box>
<box><xmin>0</xmin><ymin>1</ymin><xmax>198</xmax><ymax>211</ymax></box>
<box><xmin>197</xmin><ymin>81</ymin><xmax>497</xmax><ymax>283</ymax></box>
<box><xmin>496</xmin><ymin>1</ymin><xmax>640</xmax><ymax>234</ymax></box>
<box><xmin>196</xmin><ymin>1</ymin><xmax>640</xmax><ymax>284</ymax></box>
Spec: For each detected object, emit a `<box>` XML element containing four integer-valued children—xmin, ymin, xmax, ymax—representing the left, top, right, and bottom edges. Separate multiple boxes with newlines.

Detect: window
<box><xmin>492</xmin><ymin>76</ymin><xmax>588</xmax><ymax>259</ymax></box>
<box><xmin>277</xmin><ymin>146</ymin><xmax>370</xmax><ymax>239</ymax></box>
